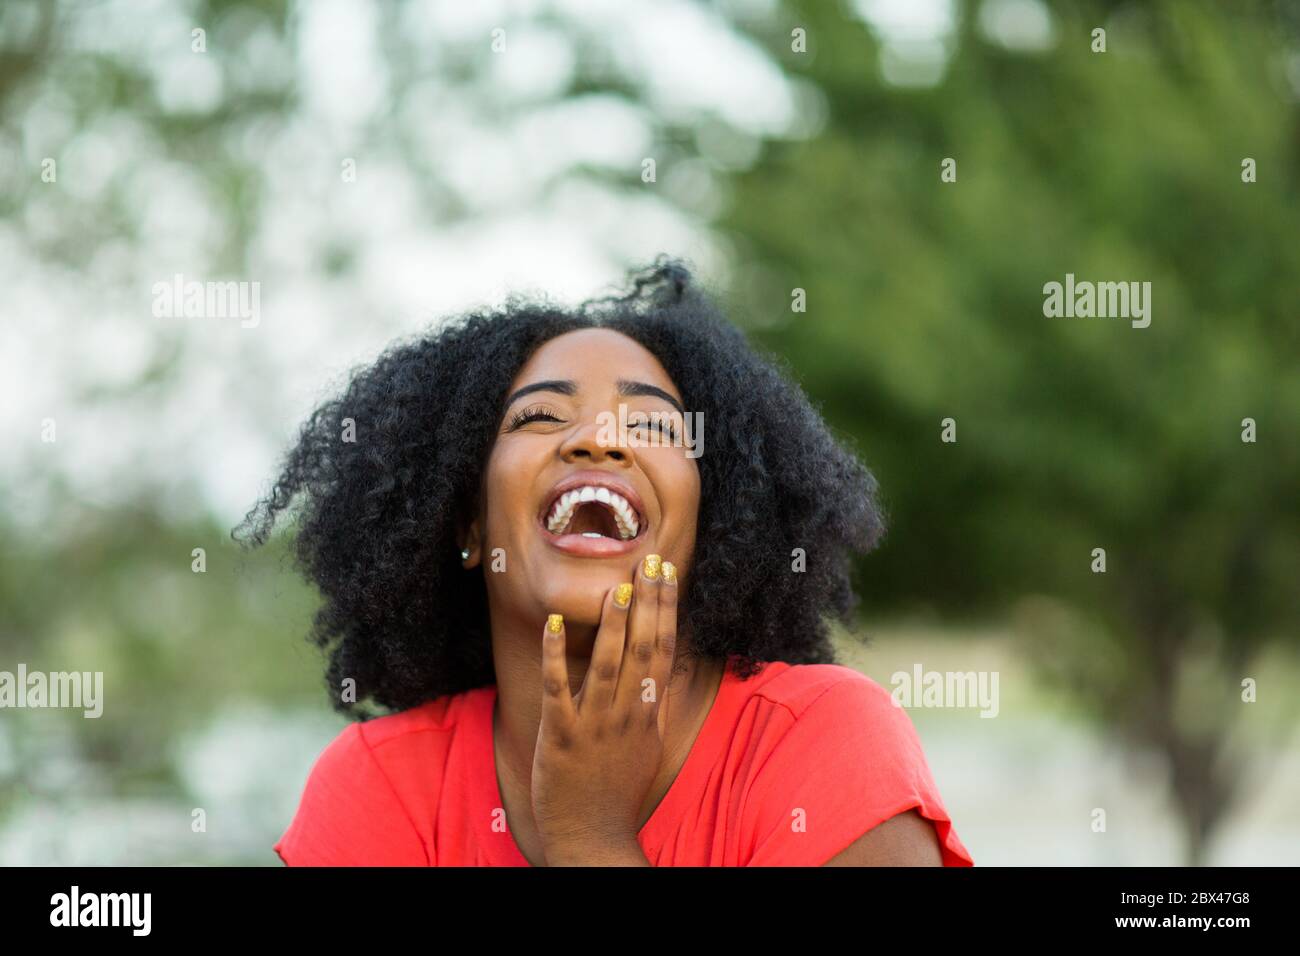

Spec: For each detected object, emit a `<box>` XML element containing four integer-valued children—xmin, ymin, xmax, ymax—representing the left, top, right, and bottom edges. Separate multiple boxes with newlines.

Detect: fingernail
<box><xmin>643</xmin><ymin>554</ymin><xmax>662</xmax><ymax>580</ymax></box>
<box><xmin>546</xmin><ymin>613</ymin><xmax>564</xmax><ymax>634</ymax></box>
<box><xmin>661</xmin><ymin>561</ymin><xmax>676</xmax><ymax>584</ymax></box>
<box><xmin>614</xmin><ymin>583</ymin><xmax>634</xmax><ymax>608</ymax></box>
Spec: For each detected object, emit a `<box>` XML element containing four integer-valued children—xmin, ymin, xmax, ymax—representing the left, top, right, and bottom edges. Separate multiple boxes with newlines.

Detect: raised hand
<box><xmin>529</xmin><ymin>554</ymin><xmax>679</xmax><ymax>865</ymax></box>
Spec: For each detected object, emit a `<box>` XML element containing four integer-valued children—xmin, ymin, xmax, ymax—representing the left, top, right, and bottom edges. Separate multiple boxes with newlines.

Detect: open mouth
<box><xmin>542</xmin><ymin>485</ymin><xmax>645</xmax><ymax>542</ymax></box>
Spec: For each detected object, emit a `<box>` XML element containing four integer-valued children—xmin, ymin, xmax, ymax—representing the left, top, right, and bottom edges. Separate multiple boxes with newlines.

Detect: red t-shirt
<box><xmin>275</xmin><ymin>655</ymin><xmax>974</xmax><ymax>866</ymax></box>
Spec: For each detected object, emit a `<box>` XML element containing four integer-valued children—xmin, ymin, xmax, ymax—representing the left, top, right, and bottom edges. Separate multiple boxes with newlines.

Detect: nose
<box><xmin>559</xmin><ymin>414</ymin><xmax>635</xmax><ymax>466</ymax></box>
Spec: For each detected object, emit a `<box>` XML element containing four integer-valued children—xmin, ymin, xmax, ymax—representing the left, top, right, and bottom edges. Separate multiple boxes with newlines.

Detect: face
<box><xmin>466</xmin><ymin>328</ymin><xmax>700</xmax><ymax>632</ymax></box>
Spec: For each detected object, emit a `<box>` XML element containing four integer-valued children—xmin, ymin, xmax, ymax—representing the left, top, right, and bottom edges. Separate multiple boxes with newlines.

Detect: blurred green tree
<box><xmin>722</xmin><ymin>0</ymin><xmax>1300</xmax><ymax>863</ymax></box>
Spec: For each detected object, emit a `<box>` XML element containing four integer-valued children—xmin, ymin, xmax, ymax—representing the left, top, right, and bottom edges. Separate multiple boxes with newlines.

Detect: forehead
<box><xmin>512</xmin><ymin>328</ymin><xmax>681</xmax><ymax>399</ymax></box>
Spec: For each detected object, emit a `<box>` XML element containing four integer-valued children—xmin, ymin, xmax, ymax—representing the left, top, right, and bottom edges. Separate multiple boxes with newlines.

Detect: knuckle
<box><xmin>543</xmin><ymin>673</ymin><xmax>568</xmax><ymax>696</ymax></box>
<box><xmin>596</xmin><ymin>660</ymin><xmax>619</xmax><ymax>682</ymax></box>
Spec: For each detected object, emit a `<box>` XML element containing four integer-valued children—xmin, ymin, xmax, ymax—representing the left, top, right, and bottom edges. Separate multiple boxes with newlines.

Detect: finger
<box><xmin>615</xmin><ymin>553</ymin><xmax>661</xmax><ymax>718</ymax></box>
<box><xmin>649</xmin><ymin>559</ymin><xmax>678</xmax><ymax>734</ymax></box>
<box><xmin>539</xmin><ymin>613</ymin><xmax>577</xmax><ymax>730</ymax></box>
<box><xmin>577</xmin><ymin>581</ymin><xmax>632</xmax><ymax>714</ymax></box>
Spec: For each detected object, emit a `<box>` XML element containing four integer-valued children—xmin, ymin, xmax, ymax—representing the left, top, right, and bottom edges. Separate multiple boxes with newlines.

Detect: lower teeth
<box><xmin>580</xmin><ymin>532</ymin><xmax>605</xmax><ymax>538</ymax></box>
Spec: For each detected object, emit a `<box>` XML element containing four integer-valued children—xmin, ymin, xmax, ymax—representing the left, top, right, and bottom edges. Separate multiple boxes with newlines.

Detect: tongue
<box><xmin>567</xmin><ymin>502</ymin><xmax>620</xmax><ymax>538</ymax></box>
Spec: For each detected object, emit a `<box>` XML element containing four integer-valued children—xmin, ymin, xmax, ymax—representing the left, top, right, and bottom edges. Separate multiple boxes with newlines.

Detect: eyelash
<box><xmin>506</xmin><ymin>404</ymin><xmax>563</xmax><ymax>430</ymax></box>
<box><xmin>629</xmin><ymin>415</ymin><xmax>679</xmax><ymax>440</ymax></box>
<box><xmin>504</xmin><ymin>404</ymin><xmax>679</xmax><ymax>440</ymax></box>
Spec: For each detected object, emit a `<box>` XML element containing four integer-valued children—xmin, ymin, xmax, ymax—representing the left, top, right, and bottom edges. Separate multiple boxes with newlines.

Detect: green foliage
<box><xmin>0</xmin><ymin>500</ymin><xmax>322</xmax><ymax>778</ymax></box>
<box><xmin>725</xmin><ymin>0</ymin><xmax>1299</xmax><ymax>639</ymax></box>
<box><xmin>721</xmin><ymin>0</ymin><xmax>1300</xmax><ymax>861</ymax></box>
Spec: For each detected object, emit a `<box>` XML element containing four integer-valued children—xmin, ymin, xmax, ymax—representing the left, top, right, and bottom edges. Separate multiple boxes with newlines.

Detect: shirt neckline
<box><xmin>474</xmin><ymin>654</ymin><xmax>741</xmax><ymax>866</ymax></box>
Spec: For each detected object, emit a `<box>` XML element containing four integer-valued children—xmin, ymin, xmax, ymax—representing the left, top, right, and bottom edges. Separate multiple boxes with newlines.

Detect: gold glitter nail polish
<box><xmin>643</xmin><ymin>554</ymin><xmax>662</xmax><ymax>580</ymax></box>
<box><xmin>614</xmin><ymin>583</ymin><xmax>634</xmax><ymax>608</ymax></box>
<box><xmin>661</xmin><ymin>561</ymin><xmax>676</xmax><ymax>584</ymax></box>
<box><xmin>546</xmin><ymin>613</ymin><xmax>564</xmax><ymax>634</ymax></box>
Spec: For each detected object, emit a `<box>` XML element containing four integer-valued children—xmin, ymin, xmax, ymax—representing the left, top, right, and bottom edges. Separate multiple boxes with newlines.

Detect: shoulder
<box><xmin>737</xmin><ymin>661</ymin><xmax>973</xmax><ymax>866</ymax></box>
<box><xmin>315</xmin><ymin>689</ymin><xmax>479</xmax><ymax>778</ymax></box>
<box><xmin>738</xmin><ymin>660</ymin><xmax>904</xmax><ymax>730</ymax></box>
<box><xmin>731</xmin><ymin>661</ymin><xmax>925</xmax><ymax>777</ymax></box>
<box><xmin>354</xmin><ymin>690</ymin><xmax>478</xmax><ymax>749</ymax></box>
<box><xmin>274</xmin><ymin>687</ymin><xmax>489</xmax><ymax>866</ymax></box>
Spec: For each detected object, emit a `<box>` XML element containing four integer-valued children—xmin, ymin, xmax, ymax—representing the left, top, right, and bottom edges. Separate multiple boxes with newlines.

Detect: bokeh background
<box><xmin>2</xmin><ymin>0</ymin><xmax>1298</xmax><ymax>865</ymax></box>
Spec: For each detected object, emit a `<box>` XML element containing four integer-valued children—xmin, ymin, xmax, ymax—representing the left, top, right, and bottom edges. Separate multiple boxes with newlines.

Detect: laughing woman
<box><xmin>239</xmin><ymin>258</ymin><xmax>974</xmax><ymax>867</ymax></box>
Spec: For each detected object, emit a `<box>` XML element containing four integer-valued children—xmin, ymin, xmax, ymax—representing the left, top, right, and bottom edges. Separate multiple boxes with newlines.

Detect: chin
<box><xmin>535</xmin><ymin>571</ymin><xmax>623</xmax><ymax>628</ymax></box>
<box><xmin>543</xmin><ymin>582</ymin><xmax>613</xmax><ymax>629</ymax></box>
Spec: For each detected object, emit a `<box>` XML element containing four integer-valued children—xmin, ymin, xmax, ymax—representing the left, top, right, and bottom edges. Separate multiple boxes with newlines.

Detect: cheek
<box><xmin>481</xmin><ymin>444</ymin><xmax>543</xmax><ymax>542</ymax></box>
<box><xmin>654</xmin><ymin>456</ymin><xmax>701</xmax><ymax>541</ymax></box>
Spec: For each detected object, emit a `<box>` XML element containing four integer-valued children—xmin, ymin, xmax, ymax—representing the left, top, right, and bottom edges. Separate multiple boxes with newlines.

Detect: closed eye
<box><xmin>628</xmin><ymin>415</ymin><xmax>679</xmax><ymax>441</ymax></box>
<box><xmin>505</xmin><ymin>404</ymin><xmax>565</xmax><ymax>431</ymax></box>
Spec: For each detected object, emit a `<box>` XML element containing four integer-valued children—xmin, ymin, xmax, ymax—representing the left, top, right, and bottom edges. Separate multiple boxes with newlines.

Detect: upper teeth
<box><xmin>546</xmin><ymin>486</ymin><xmax>640</xmax><ymax>539</ymax></box>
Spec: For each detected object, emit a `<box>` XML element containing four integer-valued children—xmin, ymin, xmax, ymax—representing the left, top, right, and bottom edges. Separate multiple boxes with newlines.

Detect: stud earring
<box><xmin>460</xmin><ymin>548</ymin><xmax>470</xmax><ymax>560</ymax></box>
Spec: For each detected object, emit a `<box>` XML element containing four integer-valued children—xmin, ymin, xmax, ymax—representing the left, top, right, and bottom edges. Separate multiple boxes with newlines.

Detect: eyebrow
<box><xmin>502</xmin><ymin>379</ymin><xmax>684</xmax><ymax>415</ymax></box>
<box><xmin>617</xmin><ymin>379</ymin><xmax>685</xmax><ymax>415</ymax></box>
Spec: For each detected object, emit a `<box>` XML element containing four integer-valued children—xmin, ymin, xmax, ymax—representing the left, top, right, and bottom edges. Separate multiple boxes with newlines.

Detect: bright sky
<box><xmin>2</xmin><ymin>0</ymin><xmax>1062</xmax><ymax>529</ymax></box>
<box><xmin>1</xmin><ymin>0</ymin><xmax>807</xmax><ymax>530</ymax></box>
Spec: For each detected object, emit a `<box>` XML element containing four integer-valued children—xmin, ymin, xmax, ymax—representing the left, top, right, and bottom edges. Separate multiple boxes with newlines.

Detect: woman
<box><xmin>239</xmin><ymin>257</ymin><xmax>974</xmax><ymax>867</ymax></box>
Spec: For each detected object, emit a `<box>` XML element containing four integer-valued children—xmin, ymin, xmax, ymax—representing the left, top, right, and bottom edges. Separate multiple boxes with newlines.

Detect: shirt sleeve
<box><xmin>274</xmin><ymin>721</ymin><xmax>430</xmax><ymax>866</ymax></box>
<box><xmin>743</xmin><ymin>675</ymin><xmax>974</xmax><ymax>866</ymax></box>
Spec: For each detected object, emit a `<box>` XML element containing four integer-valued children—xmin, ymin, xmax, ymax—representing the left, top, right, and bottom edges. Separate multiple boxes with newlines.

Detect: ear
<box><xmin>458</xmin><ymin>518</ymin><xmax>483</xmax><ymax>569</ymax></box>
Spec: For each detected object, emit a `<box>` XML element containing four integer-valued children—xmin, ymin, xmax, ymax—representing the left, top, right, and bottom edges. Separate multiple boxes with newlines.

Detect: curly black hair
<box><xmin>235</xmin><ymin>257</ymin><xmax>885</xmax><ymax>717</ymax></box>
